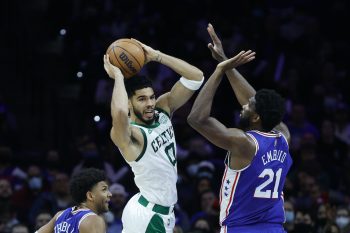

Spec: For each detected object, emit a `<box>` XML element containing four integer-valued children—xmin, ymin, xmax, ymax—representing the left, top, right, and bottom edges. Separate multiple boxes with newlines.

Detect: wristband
<box><xmin>179</xmin><ymin>76</ymin><xmax>204</xmax><ymax>90</ymax></box>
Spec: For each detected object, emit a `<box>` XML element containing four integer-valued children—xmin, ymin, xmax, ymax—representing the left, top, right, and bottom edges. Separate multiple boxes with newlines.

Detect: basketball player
<box><xmin>103</xmin><ymin>39</ymin><xmax>204</xmax><ymax>233</ymax></box>
<box><xmin>36</xmin><ymin>168</ymin><xmax>111</xmax><ymax>233</ymax></box>
<box><xmin>187</xmin><ymin>24</ymin><xmax>293</xmax><ymax>233</ymax></box>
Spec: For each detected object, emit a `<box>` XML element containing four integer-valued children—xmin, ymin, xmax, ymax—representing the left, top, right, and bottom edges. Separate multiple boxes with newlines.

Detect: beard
<box><xmin>238</xmin><ymin>115</ymin><xmax>250</xmax><ymax>130</ymax></box>
<box><xmin>97</xmin><ymin>202</ymin><xmax>109</xmax><ymax>215</ymax></box>
<box><xmin>134</xmin><ymin>108</ymin><xmax>155</xmax><ymax>125</ymax></box>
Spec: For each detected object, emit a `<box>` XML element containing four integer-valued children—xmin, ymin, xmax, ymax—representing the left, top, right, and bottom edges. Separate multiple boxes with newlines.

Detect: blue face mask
<box><xmin>186</xmin><ymin>164</ymin><xmax>198</xmax><ymax>177</ymax></box>
<box><xmin>285</xmin><ymin>211</ymin><xmax>295</xmax><ymax>223</ymax></box>
<box><xmin>104</xmin><ymin>211</ymin><xmax>114</xmax><ymax>224</ymax></box>
<box><xmin>336</xmin><ymin>216</ymin><xmax>350</xmax><ymax>228</ymax></box>
<box><xmin>29</xmin><ymin>177</ymin><xmax>42</xmax><ymax>190</ymax></box>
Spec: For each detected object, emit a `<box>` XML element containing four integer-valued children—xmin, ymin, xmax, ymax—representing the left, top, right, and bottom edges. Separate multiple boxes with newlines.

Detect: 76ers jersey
<box><xmin>220</xmin><ymin>130</ymin><xmax>292</xmax><ymax>228</ymax></box>
<box><xmin>54</xmin><ymin>207</ymin><xmax>96</xmax><ymax>233</ymax></box>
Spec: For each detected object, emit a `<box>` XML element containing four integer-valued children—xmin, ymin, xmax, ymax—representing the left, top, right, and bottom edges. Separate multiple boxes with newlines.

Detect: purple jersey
<box><xmin>219</xmin><ymin>130</ymin><xmax>292</xmax><ymax>232</ymax></box>
<box><xmin>54</xmin><ymin>207</ymin><xmax>96</xmax><ymax>233</ymax></box>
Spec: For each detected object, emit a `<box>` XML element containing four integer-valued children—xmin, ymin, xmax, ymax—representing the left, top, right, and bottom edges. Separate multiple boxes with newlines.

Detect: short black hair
<box><xmin>255</xmin><ymin>89</ymin><xmax>285</xmax><ymax>132</ymax></box>
<box><xmin>69</xmin><ymin>168</ymin><xmax>106</xmax><ymax>204</ymax></box>
<box><xmin>124</xmin><ymin>76</ymin><xmax>153</xmax><ymax>98</ymax></box>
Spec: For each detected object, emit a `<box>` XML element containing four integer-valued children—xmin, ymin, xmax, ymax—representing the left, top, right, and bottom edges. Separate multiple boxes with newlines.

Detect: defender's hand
<box><xmin>131</xmin><ymin>38</ymin><xmax>160</xmax><ymax>64</ymax></box>
<box><xmin>103</xmin><ymin>54</ymin><xmax>123</xmax><ymax>79</ymax></box>
<box><xmin>217</xmin><ymin>50</ymin><xmax>255</xmax><ymax>72</ymax></box>
<box><xmin>207</xmin><ymin>23</ymin><xmax>227</xmax><ymax>62</ymax></box>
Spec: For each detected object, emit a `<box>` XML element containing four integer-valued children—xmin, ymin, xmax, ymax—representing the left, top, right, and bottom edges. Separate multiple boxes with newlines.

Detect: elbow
<box><xmin>195</xmin><ymin>70</ymin><xmax>204</xmax><ymax>81</ymax></box>
<box><xmin>187</xmin><ymin>114</ymin><xmax>195</xmax><ymax>126</ymax></box>
<box><xmin>187</xmin><ymin>113</ymin><xmax>203</xmax><ymax>128</ymax></box>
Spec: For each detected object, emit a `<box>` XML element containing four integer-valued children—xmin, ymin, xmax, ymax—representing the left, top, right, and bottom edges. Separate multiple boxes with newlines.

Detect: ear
<box><xmin>251</xmin><ymin>114</ymin><xmax>260</xmax><ymax>123</ymax></box>
<box><xmin>86</xmin><ymin>191</ymin><xmax>94</xmax><ymax>202</ymax></box>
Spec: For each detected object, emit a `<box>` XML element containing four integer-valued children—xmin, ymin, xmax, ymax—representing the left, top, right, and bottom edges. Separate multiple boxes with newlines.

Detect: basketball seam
<box><xmin>112</xmin><ymin>47</ymin><xmax>133</xmax><ymax>76</ymax></box>
<box><xmin>115</xmin><ymin>45</ymin><xmax>143</xmax><ymax>68</ymax></box>
<box><xmin>118</xmin><ymin>40</ymin><xmax>145</xmax><ymax>65</ymax></box>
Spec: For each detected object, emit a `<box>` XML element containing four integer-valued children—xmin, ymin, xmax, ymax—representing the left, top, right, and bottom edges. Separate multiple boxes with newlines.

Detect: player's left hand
<box><xmin>217</xmin><ymin>50</ymin><xmax>255</xmax><ymax>72</ymax></box>
<box><xmin>131</xmin><ymin>38</ymin><xmax>160</xmax><ymax>64</ymax></box>
<box><xmin>103</xmin><ymin>54</ymin><xmax>123</xmax><ymax>79</ymax></box>
<box><xmin>207</xmin><ymin>23</ymin><xmax>227</xmax><ymax>62</ymax></box>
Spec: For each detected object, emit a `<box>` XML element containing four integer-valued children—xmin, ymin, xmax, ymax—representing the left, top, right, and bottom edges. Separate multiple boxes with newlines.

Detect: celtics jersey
<box><xmin>127</xmin><ymin>108</ymin><xmax>177</xmax><ymax>207</ymax></box>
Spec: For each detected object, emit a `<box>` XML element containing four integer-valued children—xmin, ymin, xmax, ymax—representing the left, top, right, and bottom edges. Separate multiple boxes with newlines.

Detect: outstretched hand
<box><xmin>131</xmin><ymin>38</ymin><xmax>160</xmax><ymax>64</ymax></box>
<box><xmin>217</xmin><ymin>50</ymin><xmax>255</xmax><ymax>72</ymax></box>
<box><xmin>103</xmin><ymin>54</ymin><xmax>123</xmax><ymax>79</ymax></box>
<box><xmin>207</xmin><ymin>23</ymin><xmax>227</xmax><ymax>62</ymax></box>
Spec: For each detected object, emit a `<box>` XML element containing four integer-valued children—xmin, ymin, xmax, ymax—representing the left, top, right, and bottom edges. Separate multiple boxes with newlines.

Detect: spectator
<box><xmin>10</xmin><ymin>224</ymin><xmax>29</xmax><ymax>233</ymax></box>
<box><xmin>12</xmin><ymin>165</ymin><xmax>48</xmax><ymax>222</ymax></box>
<box><xmin>293</xmin><ymin>210</ymin><xmax>314</xmax><ymax>233</ymax></box>
<box><xmin>188</xmin><ymin>217</ymin><xmax>214</xmax><ymax>233</ymax></box>
<box><xmin>105</xmin><ymin>183</ymin><xmax>128</xmax><ymax>233</ymax></box>
<box><xmin>335</xmin><ymin>206</ymin><xmax>350</xmax><ymax>233</ymax></box>
<box><xmin>314</xmin><ymin>203</ymin><xmax>332</xmax><ymax>233</ymax></box>
<box><xmin>0</xmin><ymin>203</ymin><xmax>20</xmax><ymax>233</ymax></box>
<box><xmin>284</xmin><ymin>200</ymin><xmax>295</xmax><ymax>232</ymax></box>
<box><xmin>0</xmin><ymin>178</ymin><xmax>13</xmax><ymax>207</ymax></box>
<box><xmin>29</xmin><ymin>172</ymin><xmax>72</xmax><ymax>224</ymax></box>
<box><xmin>324</xmin><ymin>222</ymin><xmax>341</xmax><ymax>233</ymax></box>
<box><xmin>34</xmin><ymin>211</ymin><xmax>52</xmax><ymax>231</ymax></box>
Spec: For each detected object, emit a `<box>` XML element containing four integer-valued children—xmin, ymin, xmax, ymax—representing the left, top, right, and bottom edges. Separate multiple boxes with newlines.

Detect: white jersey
<box><xmin>127</xmin><ymin>108</ymin><xmax>177</xmax><ymax>206</ymax></box>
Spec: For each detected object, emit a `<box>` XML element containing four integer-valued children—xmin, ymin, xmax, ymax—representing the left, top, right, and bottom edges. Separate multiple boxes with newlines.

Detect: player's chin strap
<box><xmin>179</xmin><ymin>76</ymin><xmax>204</xmax><ymax>90</ymax></box>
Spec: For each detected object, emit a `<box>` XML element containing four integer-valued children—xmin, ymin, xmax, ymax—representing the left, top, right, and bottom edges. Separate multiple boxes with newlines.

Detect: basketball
<box><xmin>106</xmin><ymin>38</ymin><xmax>145</xmax><ymax>78</ymax></box>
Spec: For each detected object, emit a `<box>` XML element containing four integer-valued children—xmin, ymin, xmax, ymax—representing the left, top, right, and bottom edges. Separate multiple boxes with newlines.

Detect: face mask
<box><xmin>104</xmin><ymin>211</ymin><xmax>114</xmax><ymax>224</ymax></box>
<box><xmin>186</xmin><ymin>164</ymin><xmax>198</xmax><ymax>177</ymax></box>
<box><xmin>285</xmin><ymin>211</ymin><xmax>294</xmax><ymax>223</ymax></box>
<box><xmin>336</xmin><ymin>216</ymin><xmax>350</xmax><ymax>228</ymax></box>
<box><xmin>29</xmin><ymin>177</ymin><xmax>42</xmax><ymax>190</ymax></box>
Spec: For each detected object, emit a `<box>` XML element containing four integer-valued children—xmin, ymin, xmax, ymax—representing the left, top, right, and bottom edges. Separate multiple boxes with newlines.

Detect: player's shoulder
<box><xmin>155</xmin><ymin>107</ymin><xmax>170</xmax><ymax>118</ymax></box>
<box><xmin>273</xmin><ymin>123</ymin><xmax>291</xmax><ymax>144</ymax></box>
<box><xmin>226</xmin><ymin>128</ymin><xmax>256</xmax><ymax>151</ymax></box>
<box><xmin>79</xmin><ymin>214</ymin><xmax>105</xmax><ymax>233</ymax></box>
<box><xmin>54</xmin><ymin>210</ymin><xmax>65</xmax><ymax>221</ymax></box>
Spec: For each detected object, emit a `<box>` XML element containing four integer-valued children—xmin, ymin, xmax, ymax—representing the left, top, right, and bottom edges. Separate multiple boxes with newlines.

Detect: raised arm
<box><xmin>187</xmin><ymin>51</ymin><xmax>255</xmax><ymax>151</ymax></box>
<box><xmin>207</xmin><ymin>23</ymin><xmax>256</xmax><ymax>105</ymax></box>
<box><xmin>103</xmin><ymin>55</ymin><xmax>144</xmax><ymax>161</ymax></box>
<box><xmin>131</xmin><ymin>39</ymin><xmax>204</xmax><ymax>115</ymax></box>
<box><xmin>207</xmin><ymin>24</ymin><xmax>290</xmax><ymax>142</ymax></box>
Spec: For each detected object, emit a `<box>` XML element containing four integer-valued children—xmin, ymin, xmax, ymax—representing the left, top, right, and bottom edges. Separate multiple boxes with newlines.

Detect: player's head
<box><xmin>239</xmin><ymin>89</ymin><xmax>285</xmax><ymax>132</ymax></box>
<box><xmin>69</xmin><ymin>168</ymin><xmax>111</xmax><ymax>214</ymax></box>
<box><xmin>125</xmin><ymin>76</ymin><xmax>156</xmax><ymax>125</ymax></box>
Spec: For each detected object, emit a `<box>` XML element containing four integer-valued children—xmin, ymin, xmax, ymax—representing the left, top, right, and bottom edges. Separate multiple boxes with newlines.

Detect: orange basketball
<box><xmin>106</xmin><ymin>38</ymin><xmax>145</xmax><ymax>78</ymax></box>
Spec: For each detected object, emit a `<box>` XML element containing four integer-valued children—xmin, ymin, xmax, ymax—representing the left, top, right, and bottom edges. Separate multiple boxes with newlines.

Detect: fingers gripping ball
<box><xmin>106</xmin><ymin>39</ymin><xmax>145</xmax><ymax>78</ymax></box>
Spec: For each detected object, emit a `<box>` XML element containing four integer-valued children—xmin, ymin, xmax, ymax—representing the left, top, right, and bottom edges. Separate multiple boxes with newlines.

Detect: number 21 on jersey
<box><xmin>254</xmin><ymin>168</ymin><xmax>282</xmax><ymax>198</ymax></box>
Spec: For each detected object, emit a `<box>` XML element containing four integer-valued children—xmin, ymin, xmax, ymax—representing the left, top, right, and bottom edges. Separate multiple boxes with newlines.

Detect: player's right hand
<box><xmin>103</xmin><ymin>54</ymin><xmax>123</xmax><ymax>79</ymax></box>
<box><xmin>131</xmin><ymin>38</ymin><xmax>160</xmax><ymax>64</ymax></box>
<box><xmin>207</xmin><ymin>23</ymin><xmax>227</xmax><ymax>62</ymax></box>
<box><xmin>217</xmin><ymin>50</ymin><xmax>255</xmax><ymax>72</ymax></box>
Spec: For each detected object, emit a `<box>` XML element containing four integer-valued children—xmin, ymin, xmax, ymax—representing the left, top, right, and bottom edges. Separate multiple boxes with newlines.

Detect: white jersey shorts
<box><xmin>122</xmin><ymin>193</ymin><xmax>175</xmax><ymax>233</ymax></box>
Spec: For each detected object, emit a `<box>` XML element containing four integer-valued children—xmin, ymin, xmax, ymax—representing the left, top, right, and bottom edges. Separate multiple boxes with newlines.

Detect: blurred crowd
<box><xmin>1</xmin><ymin>0</ymin><xmax>350</xmax><ymax>233</ymax></box>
